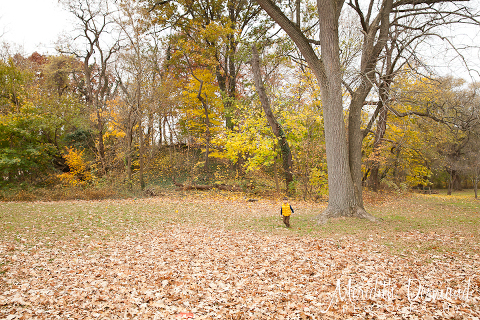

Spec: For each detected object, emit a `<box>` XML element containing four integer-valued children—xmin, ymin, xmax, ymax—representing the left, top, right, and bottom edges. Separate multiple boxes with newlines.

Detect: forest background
<box><xmin>1</xmin><ymin>0</ymin><xmax>480</xmax><ymax>206</ymax></box>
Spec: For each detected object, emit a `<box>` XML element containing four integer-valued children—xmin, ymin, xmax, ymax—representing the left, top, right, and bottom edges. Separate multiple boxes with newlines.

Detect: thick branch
<box><xmin>393</xmin><ymin>0</ymin><xmax>469</xmax><ymax>8</ymax></box>
<box><xmin>255</xmin><ymin>0</ymin><xmax>327</xmax><ymax>84</ymax></box>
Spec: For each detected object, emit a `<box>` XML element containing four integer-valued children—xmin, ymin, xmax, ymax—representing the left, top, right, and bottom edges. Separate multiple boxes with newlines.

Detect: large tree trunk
<box><xmin>255</xmin><ymin>0</ymin><xmax>377</xmax><ymax>221</ymax></box>
<box><xmin>251</xmin><ymin>45</ymin><xmax>294</xmax><ymax>194</ymax></box>
<box><xmin>316</xmin><ymin>0</ymin><xmax>377</xmax><ymax>222</ymax></box>
<box><xmin>453</xmin><ymin>170</ymin><xmax>462</xmax><ymax>191</ymax></box>
<box><xmin>447</xmin><ymin>180</ymin><xmax>453</xmax><ymax>195</ymax></box>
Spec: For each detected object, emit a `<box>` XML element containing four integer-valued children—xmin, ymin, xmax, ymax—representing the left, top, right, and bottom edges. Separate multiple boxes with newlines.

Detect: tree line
<box><xmin>1</xmin><ymin>0</ymin><xmax>479</xmax><ymax>217</ymax></box>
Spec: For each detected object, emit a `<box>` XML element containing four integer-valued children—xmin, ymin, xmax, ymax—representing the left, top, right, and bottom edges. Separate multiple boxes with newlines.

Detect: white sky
<box><xmin>0</xmin><ymin>0</ymin><xmax>478</xmax><ymax>82</ymax></box>
<box><xmin>0</xmin><ymin>0</ymin><xmax>72</xmax><ymax>55</ymax></box>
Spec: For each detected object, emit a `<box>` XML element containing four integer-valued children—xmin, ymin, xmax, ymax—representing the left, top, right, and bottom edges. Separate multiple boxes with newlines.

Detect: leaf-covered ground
<box><xmin>1</xmin><ymin>191</ymin><xmax>479</xmax><ymax>319</ymax></box>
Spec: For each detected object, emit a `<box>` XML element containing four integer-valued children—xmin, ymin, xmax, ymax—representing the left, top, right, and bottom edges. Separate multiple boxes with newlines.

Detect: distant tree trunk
<box><xmin>452</xmin><ymin>170</ymin><xmax>462</xmax><ymax>191</ymax></box>
<box><xmin>158</xmin><ymin>116</ymin><xmax>163</xmax><ymax>146</ymax></box>
<box><xmin>95</xmin><ymin>108</ymin><xmax>107</xmax><ymax>175</ymax></box>
<box><xmin>138</xmin><ymin>120</ymin><xmax>145</xmax><ymax>190</ymax></box>
<box><xmin>251</xmin><ymin>45</ymin><xmax>294</xmax><ymax>194</ymax></box>
<box><xmin>216</xmin><ymin>42</ymin><xmax>237</xmax><ymax>131</ymax></box>
<box><xmin>166</xmin><ymin>117</ymin><xmax>174</xmax><ymax>145</ymax></box>
<box><xmin>474</xmin><ymin>172</ymin><xmax>478</xmax><ymax>199</ymax></box>
<box><xmin>191</xmin><ymin>72</ymin><xmax>211</xmax><ymax>172</ymax></box>
<box><xmin>273</xmin><ymin>156</ymin><xmax>281</xmax><ymax>193</ymax></box>
<box><xmin>368</xmin><ymin>105</ymin><xmax>388</xmax><ymax>192</ymax></box>
<box><xmin>447</xmin><ymin>168</ymin><xmax>453</xmax><ymax>195</ymax></box>
<box><xmin>147</xmin><ymin>111</ymin><xmax>154</xmax><ymax>147</ymax></box>
<box><xmin>126</xmin><ymin>125</ymin><xmax>133</xmax><ymax>188</ymax></box>
<box><xmin>137</xmin><ymin>78</ymin><xmax>145</xmax><ymax>190</ymax></box>
<box><xmin>447</xmin><ymin>169</ymin><xmax>461</xmax><ymax>194</ymax></box>
<box><xmin>203</xmin><ymin>101</ymin><xmax>211</xmax><ymax>172</ymax></box>
<box><xmin>368</xmin><ymin>80</ymin><xmax>391</xmax><ymax>192</ymax></box>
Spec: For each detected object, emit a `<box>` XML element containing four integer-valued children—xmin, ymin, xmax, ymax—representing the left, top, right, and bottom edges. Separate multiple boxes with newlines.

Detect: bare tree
<box><xmin>358</xmin><ymin>2</ymin><xmax>480</xmax><ymax>191</ymax></box>
<box><xmin>115</xmin><ymin>0</ymin><xmax>152</xmax><ymax>190</ymax></box>
<box><xmin>60</xmin><ymin>0</ymin><xmax>121</xmax><ymax>175</ymax></box>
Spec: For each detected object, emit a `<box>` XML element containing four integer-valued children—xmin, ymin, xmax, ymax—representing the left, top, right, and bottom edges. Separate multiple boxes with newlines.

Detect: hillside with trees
<box><xmin>1</xmin><ymin>0</ymin><xmax>479</xmax><ymax>208</ymax></box>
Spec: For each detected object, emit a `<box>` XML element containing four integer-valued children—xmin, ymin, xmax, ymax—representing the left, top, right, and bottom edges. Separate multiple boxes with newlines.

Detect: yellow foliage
<box><xmin>57</xmin><ymin>147</ymin><xmax>92</xmax><ymax>186</ymax></box>
<box><xmin>362</xmin><ymin>73</ymin><xmax>458</xmax><ymax>187</ymax></box>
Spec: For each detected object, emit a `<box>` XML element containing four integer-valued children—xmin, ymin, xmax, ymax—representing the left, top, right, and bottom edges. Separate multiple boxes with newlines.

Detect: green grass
<box><xmin>0</xmin><ymin>190</ymin><xmax>479</xmax><ymax>257</ymax></box>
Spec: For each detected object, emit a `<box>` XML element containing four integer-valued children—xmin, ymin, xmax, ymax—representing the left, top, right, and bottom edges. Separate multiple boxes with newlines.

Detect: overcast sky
<box><xmin>0</xmin><ymin>0</ymin><xmax>72</xmax><ymax>54</ymax></box>
<box><xmin>1</xmin><ymin>0</ymin><xmax>479</xmax><ymax>82</ymax></box>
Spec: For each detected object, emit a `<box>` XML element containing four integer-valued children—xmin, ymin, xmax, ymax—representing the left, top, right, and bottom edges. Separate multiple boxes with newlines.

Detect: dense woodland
<box><xmin>1</xmin><ymin>0</ymin><xmax>480</xmax><ymax>206</ymax></box>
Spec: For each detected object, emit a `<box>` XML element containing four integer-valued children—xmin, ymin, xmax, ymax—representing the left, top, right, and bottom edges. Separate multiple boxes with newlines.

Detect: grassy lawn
<box><xmin>0</xmin><ymin>190</ymin><xmax>479</xmax><ymax>319</ymax></box>
<box><xmin>1</xmin><ymin>189</ymin><xmax>478</xmax><ymax>256</ymax></box>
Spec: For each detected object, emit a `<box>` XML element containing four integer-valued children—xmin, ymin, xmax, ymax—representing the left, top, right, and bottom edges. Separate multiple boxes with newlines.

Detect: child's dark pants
<box><xmin>283</xmin><ymin>215</ymin><xmax>290</xmax><ymax>228</ymax></box>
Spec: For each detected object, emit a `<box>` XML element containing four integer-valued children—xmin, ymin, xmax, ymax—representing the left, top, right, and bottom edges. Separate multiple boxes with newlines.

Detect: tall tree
<box><xmin>254</xmin><ymin>0</ymin><xmax>479</xmax><ymax>222</ymax></box>
<box><xmin>251</xmin><ymin>45</ymin><xmax>293</xmax><ymax>193</ymax></box>
<box><xmin>61</xmin><ymin>0</ymin><xmax>122</xmax><ymax>175</ymax></box>
<box><xmin>358</xmin><ymin>3</ymin><xmax>478</xmax><ymax>192</ymax></box>
<box><xmin>116</xmin><ymin>0</ymin><xmax>151</xmax><ymax>190</ymax></box>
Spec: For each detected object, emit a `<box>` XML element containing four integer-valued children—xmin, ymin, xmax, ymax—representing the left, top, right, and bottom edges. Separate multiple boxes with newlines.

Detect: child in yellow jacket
<box><xmin>280</xmin><ymin>197</ymin><xmax>294</xmax><ymax>228</ymax></box>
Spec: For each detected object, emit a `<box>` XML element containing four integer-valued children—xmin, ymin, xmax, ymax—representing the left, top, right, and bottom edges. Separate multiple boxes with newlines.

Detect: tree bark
<box><xmin>255</xmin><ymin>0</ymin><xmax>377</xmax><ymax>221</ymax></box>
<box><xmin>453</xmin><ymin>170</ymin><xmax>462</xmax><ymax>191</ymax></box>
<box><xmin>317</xmin><ymin>0</ymin><xmax>373</xmax><ymax>221</ymax></box>
<box><xmin>273</xmin><ymin>155</ymin><xmax>281</xmax><ymax>193</ymax></box>
<box><xmin>447</xmin><ymin>168</ymin><xmax>453</xmax><ymax>195</ymax></box>
<box><xmin>251</xmin><ymin>45</ymin><xmax>294</xmax><ymax>194</ymax></box>
<box><xmin>158</xmin><ymin>116</ymin><xmax>163</xmax><ymax>146</ymax></box>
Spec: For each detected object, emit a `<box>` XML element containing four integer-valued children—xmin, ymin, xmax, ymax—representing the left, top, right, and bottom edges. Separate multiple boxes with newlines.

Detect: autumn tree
<box><xmin>357</xmin><ymin>4</ymin><xmax>480</xmax><ymax>192</ymax></box>
<box><xmin>379</xmin><ymin>76</ymin><xmax>480</xmax><ymax>197</ymax></box>
<box><xmin>145</xmin><ymin>0</ymin><xmax>269</xmax><ymax>131</ymax></box>
<box><xmin>254</xmin><ymin>0</ymin><xmax>479</xmax><ymax>222</ymax></box>
<box><xmin>0</xmin><ymin>53</ymin><xmax>87</xmax><ymax>184</ymax></box>
<box><xmin>157</xmin><ymin>20</ymin><xmax>229</xmax><ymax>172</ymax></box>
<box><xmin>0</xmin><ymin>56</ymin><xmax>54</xmax><ymax>183</ymax></box>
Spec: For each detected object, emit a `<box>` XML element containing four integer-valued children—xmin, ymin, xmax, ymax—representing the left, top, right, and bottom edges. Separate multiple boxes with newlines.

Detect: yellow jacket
<box><xmin>281</xmin><ymin>203</ymin><xmax>294</xmax><ymax>216</ymax></box>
